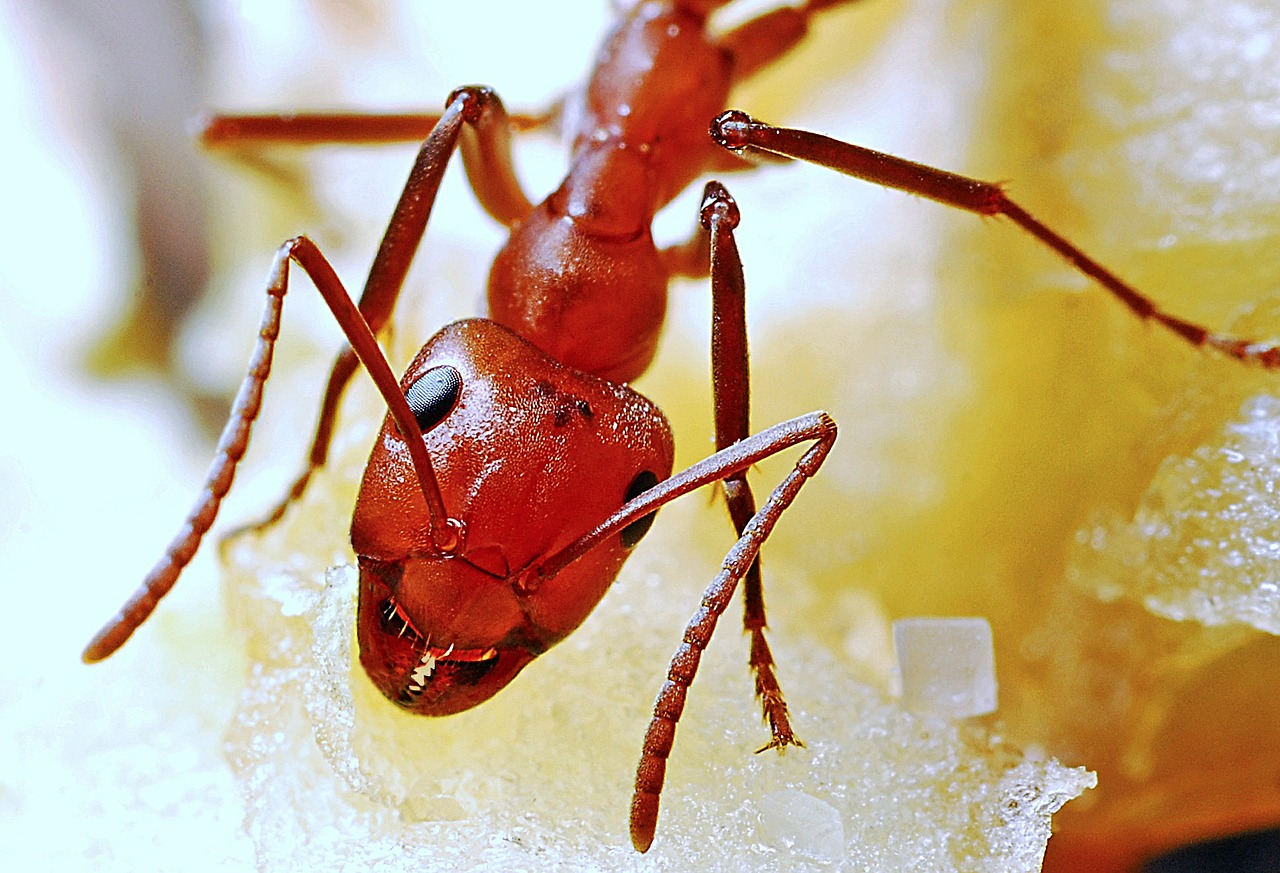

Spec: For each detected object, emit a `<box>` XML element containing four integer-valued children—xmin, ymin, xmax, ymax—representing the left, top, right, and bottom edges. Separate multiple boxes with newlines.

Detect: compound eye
<box><xmin>620</xmin><ymin>470</ymin><xmax>660</xmax><ymax>549</ymax></box>
<box><xmin>405</xmin><ymin>365</ymin><xmax>462</xmax><ymax>432</ymax></box>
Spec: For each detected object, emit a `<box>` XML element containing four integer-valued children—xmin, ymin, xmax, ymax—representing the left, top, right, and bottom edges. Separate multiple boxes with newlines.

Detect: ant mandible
<box><xmin>82</xmin><ymin>0</ymin><xmax>1280</xmax><ymax>854</ymax></box>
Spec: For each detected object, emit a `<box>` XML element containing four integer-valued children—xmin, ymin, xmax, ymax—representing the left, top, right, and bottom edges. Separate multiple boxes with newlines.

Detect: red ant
<box><xmin>82</xmin><ymin>0</ymin><xmax>1280</xmax><ymax>854</ymax></box>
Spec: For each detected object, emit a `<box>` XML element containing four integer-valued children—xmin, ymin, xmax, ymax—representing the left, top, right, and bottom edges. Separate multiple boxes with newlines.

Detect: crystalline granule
<box><xmin>1073</xmin><ymin>394</ymin><xmax>1280</xmax><ymax>634</ymax></box>
<box><xmin>893</xmin><ymin>618</ymin><xmax>998</xmax><ymax>718</ymax></box>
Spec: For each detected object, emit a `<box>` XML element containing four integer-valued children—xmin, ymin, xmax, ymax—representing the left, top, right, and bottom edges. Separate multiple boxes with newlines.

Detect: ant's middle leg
<box><xmin>699</xmin><ymin>181</ymin><xmax>803</xmax><ymax>752</ymax></box>
<box><xmin>229</xmin><ymin>86</ymin><xmax>535</xmax><ymax>536</ymax></box>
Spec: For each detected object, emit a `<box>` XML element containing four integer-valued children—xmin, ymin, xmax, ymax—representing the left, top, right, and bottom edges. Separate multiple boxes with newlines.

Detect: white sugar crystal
<box><xmin>893</xmin><ymin>618</ymin><xmax>998</xmax><ymax>718</ymax></box>
<box><xmin>756</xmin><ymin>789</ymin><xmax>845</xmax><ymax>864</ymax></box>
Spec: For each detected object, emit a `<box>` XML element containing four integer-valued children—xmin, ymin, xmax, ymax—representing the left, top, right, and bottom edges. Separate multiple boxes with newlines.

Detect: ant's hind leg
<box><xmin>720</xmin><ymin>0</ymin><xmax>872</xmax><ymax>83</ymax></box>
<box><xmin>201</xmin><ymin>101</ymin><xmax>545</xmax><ymax>229</ymax></box>
<box><xmin>712</xmin><ymin>111</ymin><xmax>1280</xmax><ymax>369</ymax></box>
<box><xmin>202</xmin><ymin>107</ymin><xmax>552</xmax><ymax>221</ymax></box>
<box><xmin>695</xmin><ymin>0</ymin><xmax>871</xmax><ymax>175</ymax></box>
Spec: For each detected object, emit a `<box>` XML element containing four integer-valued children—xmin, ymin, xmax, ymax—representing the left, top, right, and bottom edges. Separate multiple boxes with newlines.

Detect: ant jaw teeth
<box><xmin>380</xmin><ymin>596</ymin><xmax>427</xmax><ymax>643</ymax></box>
<box><xmin>430</xmin><ymin>644</ymin><xmax>499</xmax><ymax>664</ymax></box>
<box><xmin>401</xmin><ymin>644</ymin><xmax>501</xmax><ymax>698</ymax></box>
<box><xmin>405</xmin><ymin>646</ymin><xmax>440</xmax><ymax>693</ymax></box>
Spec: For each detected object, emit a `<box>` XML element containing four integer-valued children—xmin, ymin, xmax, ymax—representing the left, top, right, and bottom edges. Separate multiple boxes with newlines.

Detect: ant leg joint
<box><xmin>699</xmin><ymin>181</ymin><xmax>740</xmax><ymax>231</ymax></box>
<box><xmin>794</xmin><ymin>413</ymin><xmax>837</xmax><ymax>476</ymax></box>
<box><xmin>445</xmin><ymin>85</ymin><xmax>502</xmax><ymax>123</ymax></box>
<box><xmin>435</xmin><ymin>517</ymin><xmax>466</xmax><ymax>555</ymax></box>
<box><xmin>710</xmin><ymin>109</ymin><xmax>756</xmax><ymax>152</ymax></box>
<box><xmin>278</xmin><ymin>234</ymin><xmax>311</xmax><ymax>261</ymax></box>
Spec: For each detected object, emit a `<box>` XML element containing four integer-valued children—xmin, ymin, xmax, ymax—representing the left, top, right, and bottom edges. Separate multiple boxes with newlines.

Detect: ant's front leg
<box><xmin>83</xmin><ymin>236</ymin><xmax>455</xmax><ymax>663</ymax></box>
<box><xmin>228</xmin><ymin>86</ymin><xmax>536</xmax><ymax>537</ymax></box>
<box><xmin>532</xmin><ymin>409</ymin><xmax>838</xmax><ymax>852</ymax></box>
<box><xmin>622</xmin><ymin>412</ymin><xmax>838</xmax><ymax>852</ymax></box>
<box><xmin>711</xmin><ymin>110</ymin><xmax>1280</xmax><ymax>368</ymax></box>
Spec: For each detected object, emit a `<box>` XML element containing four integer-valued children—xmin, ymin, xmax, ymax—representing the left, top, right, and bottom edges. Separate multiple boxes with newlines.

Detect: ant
<box><xmin>82</xmin><ymin>0</ymin><xmax>1280</xmax><ymax>854</ymax></box>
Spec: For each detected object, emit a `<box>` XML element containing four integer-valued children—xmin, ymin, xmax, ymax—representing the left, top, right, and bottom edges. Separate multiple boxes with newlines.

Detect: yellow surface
<box><xmin>734</xmin><ymin>1</ymin><xmax>1280</xmax><ymax>868</ymax></box>
<box><xmin>5</xmin><ymin>0</ymin><xmax>1279</xmax><ymax>870</ymax></box>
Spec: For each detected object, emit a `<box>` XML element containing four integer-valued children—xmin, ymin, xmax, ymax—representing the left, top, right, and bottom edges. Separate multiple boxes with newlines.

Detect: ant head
<box><xmin>351</xmin><ymin>319</ymin><xmax>674</xmax><ymax>715</ymax></box>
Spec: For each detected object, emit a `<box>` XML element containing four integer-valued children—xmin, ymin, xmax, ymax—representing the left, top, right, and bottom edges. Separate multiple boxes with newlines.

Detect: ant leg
<box><xmin>530</xmin><ymin>410</ymin><xmax>837</xmax><ymax>852</ymax></box>
<box><xmin>566</xmin><ymin>411</ymin><xmax>837</xmax><ymax>853</ymax></box>
<box><xmin>657</xmin><ymin>222</ymin><xmax>710</xmax><ymax>280</ymax></box>
<box><xmin>712</xmin><ymin>111</ymin><xmax>1280</xmax><ymax>368</ymax></box>
<box><xmin>699</xmin><ymin>182</ymin><xmax>802</xmax><ymax>754</ymax></box>
<box><xmin>664</xmin><ymin>183</ymin><xmax>798</xmax><ymax>749</ymax></box>
<box><xmin>201</xmin><ymin>112</ymin><xmax>446</xmax><ymax>147</ymax></box>
<box><xmin>451</xmin><ymin>90</ymin><xmax>537</xmax><ymax>228</ymax></box>
<box><xmin>224</xmin><ymin>346</ymin><xmax>358</xmax><ymax>538</ymax></box>
<box><xmin>228</xmin><ymin>86</ymin><xmax>534</xmax><ymax>538</ymax></box>
<box><xmin>691</xmin><ymin>0</ymin><xmax>868</xmax><ymax>175</ymax></box>
<box><xmin>84</xmin><ymin>236</ymin><xmax>454</xmax><ymax>664</ymax></box>
<box><xmin>720</xmin><ymin>0</ymin><xmax>871</xmax><ymax>83</ymax></box>
<box><xmin>200</xmin><ymin>108</ymin><xmax>554</xmax><ymax>149</ymax></box>
<box><xmin>201</xmin><ymin>101</ymin><xmax>543</xmax><ymax>227</ymax></box>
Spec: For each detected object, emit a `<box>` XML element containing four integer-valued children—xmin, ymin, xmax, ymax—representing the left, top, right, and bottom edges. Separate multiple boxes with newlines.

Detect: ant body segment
<box><xmin>83</xmin><ymin>0</ymin><xmax>1280</xmax><ymax>853</ymax></box>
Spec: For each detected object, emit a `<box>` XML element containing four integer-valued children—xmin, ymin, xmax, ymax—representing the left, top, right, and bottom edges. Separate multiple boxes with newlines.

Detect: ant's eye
<box><xmin>620</xmin><ymin>470</ymin><xmax>659</xmax><ymax>548</ymax></box>
<box><xmin>405</xmin><ymin>365</ymin><xmax>462</xmax><ymax>433</ymax></box>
